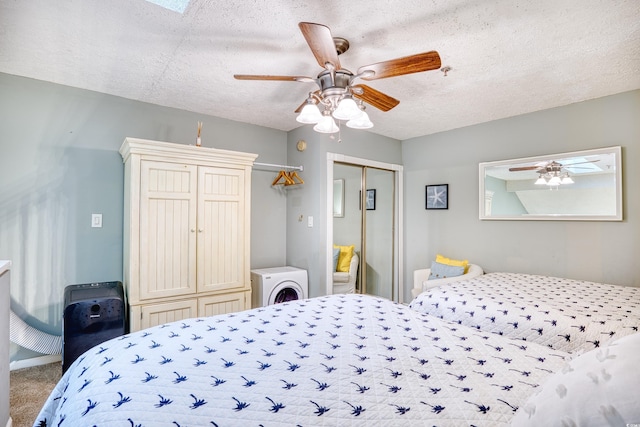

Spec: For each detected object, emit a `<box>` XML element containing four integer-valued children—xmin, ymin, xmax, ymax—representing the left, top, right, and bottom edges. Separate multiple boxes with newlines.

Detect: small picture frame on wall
<box><xmin>426</xmin><ymin>184</ymin><xmax>448</xmax><ymax>210</ymax></box>
<box><xmin>359</xmin><ymin>189</ymin><xmax>376</xmax><ymax>210</ymax></box>
<box><xmin>366</xmin><ymin>189</ymin><xmax>376</xmax><ymax>210</ymax></box>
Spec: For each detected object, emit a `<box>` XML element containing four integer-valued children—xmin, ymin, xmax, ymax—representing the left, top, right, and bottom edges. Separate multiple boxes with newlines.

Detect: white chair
<box><xmin>333</xmin><ymin>253</ymin><xmax>359</xmax><ymax>294</ymax></box>
<box><xmin>411</xmin><ymin>263</ymin><xmax>483</xmax><ymax>298</ymax></box>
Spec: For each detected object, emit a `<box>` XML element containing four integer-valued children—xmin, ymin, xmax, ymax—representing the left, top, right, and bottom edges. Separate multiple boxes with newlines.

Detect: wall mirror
<box><xmin>333</xmin><ymin>179</ymin><xmax>345</xmax><ymax>217</ymax></box>
<box><xmin>479</xmin><ymin>146</ymin><xmax>622</xmax><ymax>221</ymax></box>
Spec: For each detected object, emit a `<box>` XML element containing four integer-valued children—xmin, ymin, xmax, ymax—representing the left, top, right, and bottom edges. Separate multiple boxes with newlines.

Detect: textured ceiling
<box><xmin>1</xmin><ymin>0</ymin><xmax>639</xmax><ymax>140</ymax></box>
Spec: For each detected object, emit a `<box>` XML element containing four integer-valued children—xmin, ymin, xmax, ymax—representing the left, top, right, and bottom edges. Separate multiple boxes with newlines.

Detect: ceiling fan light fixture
<box><xmin>346</xmin><ymin>111</ymin><xmax>373</xmax><ymax>129</ymax></box>
<box><xmin>547</xmin><ymin>175</ymin><xmax>561</xmax><ymax>186</ymax></box>
<box><xmin>332</xmin><ymin>97</ymin><xmax>361</xmax><ymax>121</ymax></box>
<box><xmin>296</xmin><ymin>102</ymin><xmax>323</xmax><ymax>124</ymax></box>
<box><xmin>313</xmin><ymin>112</ymin><xmax>339</xmax><ymax>133</ymax></box>
<box><xmin>561</xmin><ymin>174</ymin><xmax>574</xmax><ymax>184</ymax></box>
<box><xmin>535</xmin><ymin>175</ymin><xmax>547</xmax><ymax>185</ymax></box>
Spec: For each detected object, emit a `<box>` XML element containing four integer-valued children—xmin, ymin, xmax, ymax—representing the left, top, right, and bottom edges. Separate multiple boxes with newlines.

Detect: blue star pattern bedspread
<box><xmin>35</xmin><ymin>294</ymin><xmax>568</xmax><ymax>426</ymax></box>
<box><xmin>410</xmin><ymin>273</ymin><xmax>640</xmax><ymax>353</ymax></box>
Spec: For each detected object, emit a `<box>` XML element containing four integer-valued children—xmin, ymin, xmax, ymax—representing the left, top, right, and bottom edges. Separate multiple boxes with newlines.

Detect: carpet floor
<box><xmin>10</xmin><ymin>362</ymin><xmax>61</xmax><ymax>427</ymax></box>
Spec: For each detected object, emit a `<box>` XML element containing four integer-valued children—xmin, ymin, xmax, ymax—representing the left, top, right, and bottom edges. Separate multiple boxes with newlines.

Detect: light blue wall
<box><xmin>402</xmin><ymin>90</ymin><xmax>640</xmax><ymax>301</ymax></box>
<box><xmin>0</xmin><ymin>73</ymin><xmax>290</xmax><ymax>361</ymax></box>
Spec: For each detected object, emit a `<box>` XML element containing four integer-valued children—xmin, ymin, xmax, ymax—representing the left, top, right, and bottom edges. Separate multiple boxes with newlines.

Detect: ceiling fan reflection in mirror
<box><xmin>508</xmin><ymin>159</ymin><xmax>600</xmax><ymax>173</ymax></box>
<box><xmin>234</xmin><ymin>22</ymin><xmax>441</xmax><ymax>134</ymax></box>
<box><xmin>509</xmin><ymin>159</ymin><xmax>600</xmax><ymax>186</ymax></box>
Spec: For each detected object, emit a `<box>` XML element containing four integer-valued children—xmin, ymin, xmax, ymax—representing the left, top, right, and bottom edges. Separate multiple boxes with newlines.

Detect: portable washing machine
<box><xmin>250</xmin><ymin>266</ymin><xmax>308</xmax><ymax>307</ymax></box>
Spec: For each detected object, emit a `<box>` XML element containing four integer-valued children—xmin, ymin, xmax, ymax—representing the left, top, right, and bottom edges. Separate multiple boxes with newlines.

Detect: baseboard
<box><xmin>9</xmin><ymin>354</ymin><xmax>61</xmax><ymax>371</ymax></box>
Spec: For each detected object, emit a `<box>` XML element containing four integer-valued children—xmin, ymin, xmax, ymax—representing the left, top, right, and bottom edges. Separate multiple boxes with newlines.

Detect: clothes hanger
<box><xmin>272</xmin><ymin>170</ymin><xmax>295</xmax><ymax>186</ymax></box>
<box><xmin>286</xmin><ymin>171</ymin><xmax>304</xmax><ymax>185</ymax></box>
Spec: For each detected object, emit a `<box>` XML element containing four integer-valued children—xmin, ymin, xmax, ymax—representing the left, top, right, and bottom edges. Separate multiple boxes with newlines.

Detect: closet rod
<box><xmin>254</xmin><ymin>162</ymin><xmax>303</xmax><ymax>172</ymax></box>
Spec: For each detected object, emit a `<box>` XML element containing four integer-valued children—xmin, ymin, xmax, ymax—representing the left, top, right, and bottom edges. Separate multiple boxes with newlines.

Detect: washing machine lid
<box><xmin>251</xmin><ymin>266</ymin><xmax>305</xmax><ymax>276</ymax></box>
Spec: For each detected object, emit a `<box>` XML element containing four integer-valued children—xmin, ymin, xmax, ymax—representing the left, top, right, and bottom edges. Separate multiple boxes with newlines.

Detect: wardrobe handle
<box><xmin>198</xmin><ymin>229</ymin><xmax>204</xmax><ymax>233</ymax></box>
<box><xmin>190</xmin><ymin>229</ymin><xmax>195</xmax><ymax>233</ymax></box>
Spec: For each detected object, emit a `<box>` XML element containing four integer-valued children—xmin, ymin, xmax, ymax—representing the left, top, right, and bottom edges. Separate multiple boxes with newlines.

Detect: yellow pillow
<box><xmin>334</xmin><ymin>244</ymin><xmax>355</xmax><ymax>272</ymax></box>
<box><xmin>436</xmin><ymin>254</ymin><xmax>469</xmax><ymax>274</ymax></box>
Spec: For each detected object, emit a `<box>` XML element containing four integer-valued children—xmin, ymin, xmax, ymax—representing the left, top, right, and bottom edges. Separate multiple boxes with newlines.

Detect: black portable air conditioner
<box><xmin>62</xmin><ymin>281</ymin><xmax>126</xmax><ymax>373</ymax></box>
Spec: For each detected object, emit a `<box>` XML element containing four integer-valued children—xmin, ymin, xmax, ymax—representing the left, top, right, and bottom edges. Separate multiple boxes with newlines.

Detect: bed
<box><xmin>410</xmin><ymin>272</ymin><xmax>640</xmax><ymax>354</ymax></box>
<box><xmin>35</xmin><ymin>293</ymin><xmax>574</xmax><ymax>426</ymax></box>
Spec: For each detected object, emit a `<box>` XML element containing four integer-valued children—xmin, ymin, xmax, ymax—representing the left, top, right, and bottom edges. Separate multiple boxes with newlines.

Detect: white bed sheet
<box><xmin>410</xmin><ymin>272</ymin><xmax>640</xmax><ymax>353</ymax></box>
<box><xmin>35</xmin><ymin>294</ymin><xmax>568</xmax><ymax>426</ymax></box>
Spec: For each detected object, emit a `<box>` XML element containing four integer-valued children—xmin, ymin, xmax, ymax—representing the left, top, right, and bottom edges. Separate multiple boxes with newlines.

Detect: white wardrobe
<box><xmin>120</xmin><ymin>138</ymin><xmax>257</xmax><ymax>332</ymax></box>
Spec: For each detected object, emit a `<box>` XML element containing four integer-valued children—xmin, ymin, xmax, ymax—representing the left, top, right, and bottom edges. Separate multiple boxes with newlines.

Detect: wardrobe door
<box><xmin>133</xmin><ymin>299</ymin><xmax>198</xmax><ymax>331</ymax></box>
<box><xmin>139</xmin><ymin>160</ymin><xmax>198</xmax><ymax>300</ymax></box>
<box><xmin>198</xmin><ymin>292</ymin><xmax>249</xmax><ymax>317</ymax></box>
<box><xmin>197</xmin><ymin>166</ymin><xmax>248</xmax><ymax>293</ymax></box>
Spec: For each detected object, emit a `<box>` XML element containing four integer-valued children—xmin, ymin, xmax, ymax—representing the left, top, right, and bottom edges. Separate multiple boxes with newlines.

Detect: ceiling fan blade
<box><xmin>563</xmin><ymin>160</ymin><xmax>600</xmax><ymax>167</ymax></box>
<box><xmin>508</xmin><ymin>166</ymin><xmax>540</xmax><ymax>172</ymax></box>
<box><xmin>234</xmin><ymin>74</ymin><xmax>315</xmax><ymax>83</ymax></box>
<box><xmin>507</xmin><ymin>159</ymin><xmax>601</xmax><ymax>172</ymax></box>
<box><xmin>294</xmin><ymin>100</ymin><xmax>307</xmax><ymax>114</ymax></box>
<box><xmin>358</xmin><ymin>51</ymin><xmax>441</xmax><ymax>80</ymax></box>
<box><xmin>298</xmin><ymin>22</ymin><xmax>341</xmax><ymax>70</ymax></box>
<box><xmin>352</xmin><ymin>84</ymin><xmax>400</xmax><ymax>112</ymax></box>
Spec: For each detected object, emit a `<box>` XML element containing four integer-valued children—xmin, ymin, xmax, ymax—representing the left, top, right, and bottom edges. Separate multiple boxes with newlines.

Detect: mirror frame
<box><xmin>479</xmin><ymin>146</ymin><xmax>622</xmax><ymax>221</ymax></box>
<box><xmin>333</xmin><ymin>179</ymin><xmax>345</xmax><ymax>217</ymax></box>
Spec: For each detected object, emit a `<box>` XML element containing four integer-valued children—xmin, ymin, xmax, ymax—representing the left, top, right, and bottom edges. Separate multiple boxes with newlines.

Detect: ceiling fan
<box><xmin>509</xmin><ymin>159</ymin><xmax>600</xmax><ymax>174</ymax></box>
<box><xmin>509</xmin><ymin>159</ymin><xmax>601</xmax><ymax>186</ymax></box>
<box><xmin>234</xmin><ymin>22</ymin><xmax>441</xmax><ymax>133</ymax></box>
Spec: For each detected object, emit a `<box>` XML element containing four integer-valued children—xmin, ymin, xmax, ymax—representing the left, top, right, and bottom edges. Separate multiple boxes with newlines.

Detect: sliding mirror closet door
<box><xmin>333</xmin><ymin>163</ymin><xmax>363</xmax><ymax>292</ymax></box>
<box><xmin>332</xmin><ymin>162</ymin><xmax>395</xmax><ymax>300</ymax></box>
<box><xmin>363</xmin><ymin>167</ymin><xmax>394</xmax><ymax>300</ymax></box>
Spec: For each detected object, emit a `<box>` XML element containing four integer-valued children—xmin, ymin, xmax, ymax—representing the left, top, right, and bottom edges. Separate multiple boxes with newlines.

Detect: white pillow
<box><xmin>510</xmin><ymin>332</ymin><xmax>640</xmax><ymax>427</ymax></box>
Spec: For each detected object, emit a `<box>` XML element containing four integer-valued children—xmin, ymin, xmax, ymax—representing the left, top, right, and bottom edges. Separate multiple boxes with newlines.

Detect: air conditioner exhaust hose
<box><xmin>9</xmin><ymin>309</ymin><xmax>62</xmax><ymax>355</ymax></box>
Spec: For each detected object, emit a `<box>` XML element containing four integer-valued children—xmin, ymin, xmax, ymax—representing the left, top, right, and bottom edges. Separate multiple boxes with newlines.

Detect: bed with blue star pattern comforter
<box><xmin>35</xmin><ymin>294</ymin><xmax>570</xmax><ymax>426</ymax></box>
<box><xmin>410</xmin><ymin>272</ymin><xmax>640</xmax><ymax>353</ymax></box>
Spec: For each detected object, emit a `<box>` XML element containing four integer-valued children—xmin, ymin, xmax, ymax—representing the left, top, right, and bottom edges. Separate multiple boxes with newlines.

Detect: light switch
<box><xmin>92</xmin><ymin>214</ymin><xmax>102</xmax><ymax>228</ymax></box>
<box><xmin>307</xmin><ymin>216</ymin><xmax>313</xmax><ymax>227</ymax></box>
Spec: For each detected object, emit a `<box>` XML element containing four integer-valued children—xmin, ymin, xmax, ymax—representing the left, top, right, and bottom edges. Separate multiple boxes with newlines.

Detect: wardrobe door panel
<box><xmin>197</xmin><ymin>166</ymin><xmax>247</xmax><ymax>293</ymax></box>
<box><xmin>198</xmin><ymin>292</ymin><xmax>249</xmax><ymax>317</ymax></box>
<box><xmin>133</xmin><ymin>299</ymin><xmax>198</xmax><ymax>331</ymax></box>
<box><xmin>140</xmin><ymin>160</ymin><xmax>198</xmax><ymax>300</ymax></box>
